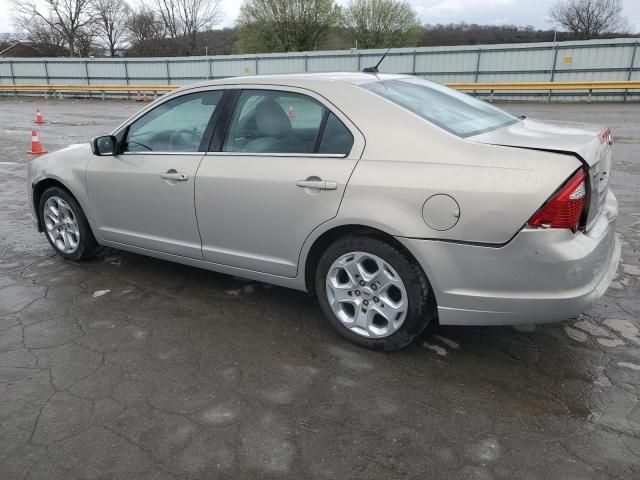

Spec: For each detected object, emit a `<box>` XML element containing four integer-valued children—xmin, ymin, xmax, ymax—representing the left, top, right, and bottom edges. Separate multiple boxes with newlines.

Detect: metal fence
<box><xmin>1</xmin><ymin>37</ymin><xmax>639</xmax><ymax>101</ymax></box>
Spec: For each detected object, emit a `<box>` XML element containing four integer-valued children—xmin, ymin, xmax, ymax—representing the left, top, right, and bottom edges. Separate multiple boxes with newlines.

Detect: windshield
<box><xmin>363</xmin><ymin>78</ymin><xmax>518</xmax><ymax>137</ymax></box>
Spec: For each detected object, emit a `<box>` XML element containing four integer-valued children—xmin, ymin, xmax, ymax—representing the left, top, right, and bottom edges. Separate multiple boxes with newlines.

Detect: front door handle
<box><xmin>160</xmin><ymin>170</ymin><xmax>188</xmax><ymax>181</ymax></box>
<box><xmin>296</xmin><ymin>179</ymin><xmax>337</xmax><ymax>190</ymax></box>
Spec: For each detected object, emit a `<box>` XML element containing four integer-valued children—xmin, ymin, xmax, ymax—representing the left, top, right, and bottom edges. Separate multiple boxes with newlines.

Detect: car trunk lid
<box><xmin>468</xmin><ymin>118</ymin><xmax>613</xmax><ymax>232</ymax></box>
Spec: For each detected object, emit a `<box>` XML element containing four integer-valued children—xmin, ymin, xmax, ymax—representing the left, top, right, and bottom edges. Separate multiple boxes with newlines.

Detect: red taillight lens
<box><xmin>527</xmin><ymin>169</ymin><xmax>587</xmax><ymax>231</ymax></box>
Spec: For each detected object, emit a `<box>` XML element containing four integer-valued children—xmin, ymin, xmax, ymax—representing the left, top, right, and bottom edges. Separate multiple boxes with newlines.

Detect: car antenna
<box><xmin>362</xmin><ymin>47</ymin><xmax>392</xmax><ymax>74</ymax></box>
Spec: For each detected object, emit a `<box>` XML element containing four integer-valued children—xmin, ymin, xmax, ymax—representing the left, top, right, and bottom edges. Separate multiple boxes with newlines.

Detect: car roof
<box><xmin>182</xmin><ymin>72</ymin><xmax>410</xmax><ymax>90</ymax></box>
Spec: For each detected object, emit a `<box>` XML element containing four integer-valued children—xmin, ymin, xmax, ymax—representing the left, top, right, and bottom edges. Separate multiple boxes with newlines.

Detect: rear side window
<box><xmin>363</xmin><ymin>78</ymin><xmax>518</xmax><ymax>137</ymax></box>
<box><xmin>319</xmin><ymin>113</ymin><xmax>354</xmax><ymax>155</ymax></box>
<box><xmin>223</xmin><ymin>90</ymin><xmax>324</xmax><ymax>154</ymax></box>
<box><xmin>222</xmin><ymin>89</ymin><xmax>353</xmax><ymax>156</ymax></box>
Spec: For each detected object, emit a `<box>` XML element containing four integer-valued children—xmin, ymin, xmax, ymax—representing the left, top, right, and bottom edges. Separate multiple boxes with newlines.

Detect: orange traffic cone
<box><xmin>28</xmin><ymin>130</ymin><xmax>48</xmax><ymax>154</ymax></box>
<box><xmin>34</xmin><ymin>109</ymin><xmax>46</xmax><ymax>124</ymax></box>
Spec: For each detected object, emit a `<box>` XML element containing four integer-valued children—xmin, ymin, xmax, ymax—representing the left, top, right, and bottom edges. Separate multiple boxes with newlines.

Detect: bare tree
<box><xmin>92</xmin><ymin>0</ymin><xmax>131</xmax><ymax>56</ymax></box>
<box><xmin>75</xmin><ymin>24</ymin><xmax>100</xmax><ymax>56</ymax></box>
<box><xmin>549</xmin><ymin>0</ymin><xmax>629</xmax><ymax>39</ymax></box>
<box><xmin>13</xmin><ymin>14</ymin><xmax>68</xmax><ymax>55</ymax></box>
<box><xmin>126</xmin><ymin>5</ymin><xmax>168</xmax><ymax>55</ymax></box>
<box><xmin>236</xmin><ymin>0</ymin><xmax>341</xmax><ymax>53</ymax></box>
<box><xmin>154</xmin><ymin>0</ymin><xmax>180</xmax><ymax>38</ymax></box>
<box><xmin>12</xmin><ymin>0</ymin><xmax>96</xmax><ymax>56</ymax></box>
<box><xmin>153</xmin><ymin>0</ymin><xmax>222</xmax><ymax>54</ymax></box>
<box><xmin>341</xmin><ymin>0</ymin><xmax>421</xmax><ymax>49</ymax></box>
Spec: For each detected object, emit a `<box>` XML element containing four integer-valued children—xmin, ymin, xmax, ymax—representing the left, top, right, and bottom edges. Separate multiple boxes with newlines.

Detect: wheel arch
<box><xmin>303</xmin><ymin>224</ymin><xmax>429</xmax><ymax>296</ymax></box>
<box><xmin>32</xmin><ymin>178</ymin><xmax>80</xmax><ymax>232</ymax></box>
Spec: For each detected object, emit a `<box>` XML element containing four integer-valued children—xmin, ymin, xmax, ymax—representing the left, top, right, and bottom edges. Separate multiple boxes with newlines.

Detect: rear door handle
<box><xmin>160</xmin><ymin>171</ymin><xmax>188</xmax><ymax>181</ymax></box>
<box><xmin>296</xmin><ymin>179</ymin><xmax>337</xmax><ymax>190</ymax></box>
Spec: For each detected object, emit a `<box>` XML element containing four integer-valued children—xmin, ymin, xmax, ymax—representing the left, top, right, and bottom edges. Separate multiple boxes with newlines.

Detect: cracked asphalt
<box><xmin>1</xmin><ymin>97</ymin><xmax>639</xmax><ymax>479</ymax></box>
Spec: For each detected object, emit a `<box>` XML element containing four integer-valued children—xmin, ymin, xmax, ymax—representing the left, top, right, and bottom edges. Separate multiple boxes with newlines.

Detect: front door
<box><xmin>87</xmin><ymin>89</ymin><xmax>224</xmax><ymax>258</ymax></box>
<box><xmin>195</xmin><ymin>88</ymin><xmax>363</xmax><ymax>277</ymax></box>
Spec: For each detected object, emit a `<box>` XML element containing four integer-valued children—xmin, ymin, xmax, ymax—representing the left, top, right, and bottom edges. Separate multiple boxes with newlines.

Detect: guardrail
<box><xmin>1</xmin><ymin>80</ymin><xmax>640</xmax><ymax>102</ymax></box>
<box><xmin>0</xmin><ymin>84</ymin><xmax>177</xmax><ymax>100</ymax></box>
<box><xmin>449</xmin><ymin>80</ymin><xmax>640</xmax><ymax>101</ymax></box>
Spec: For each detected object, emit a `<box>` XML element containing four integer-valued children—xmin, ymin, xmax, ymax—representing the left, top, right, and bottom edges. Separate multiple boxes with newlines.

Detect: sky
<box><xmin>1</xmin><ymin>0</ymin><xmax>639</xmax><ymax>35</ymax></box>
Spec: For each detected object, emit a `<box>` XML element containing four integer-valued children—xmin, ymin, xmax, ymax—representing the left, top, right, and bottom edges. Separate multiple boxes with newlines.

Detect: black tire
<box><xmin>39</xmin><ymin>186</ymin><xmax>97</xmax><ymax>261</ymax></box>
<box><xmin>314</xmin><ymin>233</ymin><xmax>436</xmax><ymax>351</ymax></box>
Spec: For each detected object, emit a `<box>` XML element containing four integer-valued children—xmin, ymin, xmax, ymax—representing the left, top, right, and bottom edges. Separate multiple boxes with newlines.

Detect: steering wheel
<box><xmin>168</xmin><ymin>129</ymin><xmax>201</xmax><ymax>151</ymax></box>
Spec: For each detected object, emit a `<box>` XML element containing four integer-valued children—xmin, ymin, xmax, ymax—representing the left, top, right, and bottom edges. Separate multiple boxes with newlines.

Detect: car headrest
<box><xmin>255</xmin><ymin>99</ymin><xmax>292</xmax><ymax>138</ymax></box>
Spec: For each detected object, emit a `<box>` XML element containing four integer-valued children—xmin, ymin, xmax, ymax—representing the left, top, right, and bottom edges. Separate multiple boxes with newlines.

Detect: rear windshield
<box><xmin>363</xmin><ymin>78</ymin><xmax>518</xmax><ymax>137</ymax></box>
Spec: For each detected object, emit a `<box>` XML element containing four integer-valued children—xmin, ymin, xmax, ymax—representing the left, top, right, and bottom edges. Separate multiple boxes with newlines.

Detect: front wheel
<box><xmin>315</xmin><ymin>234</ymin><xmax>435</xmax><ymax>351</ymax></box>
<box><xmin>39</xmin><ymin>187</ymin><xmax>97</xmax><ymax>261</ymax></box>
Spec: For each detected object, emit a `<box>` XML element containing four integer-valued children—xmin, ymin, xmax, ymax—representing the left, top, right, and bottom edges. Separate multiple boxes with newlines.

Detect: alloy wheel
<box><xmin>325</xmin><ymin>251</ymin><xmax>408</xmax><ymax>338</ymax></box>
<box><xmin>43</xmin><ymin>196</ymin><xmax>81</xmax><ymax>254</ymax></box>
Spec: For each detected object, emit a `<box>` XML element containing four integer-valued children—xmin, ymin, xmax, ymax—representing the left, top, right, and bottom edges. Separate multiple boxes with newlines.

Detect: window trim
<box><xmin>117</xmin><ymin>89</ymin><xmax>229</xmax><ymax>155</ymax></box>
<box><xmin>204</xmin><ymin>152</ymin><xmax>347</xmax><ymax>159</ymax></box>
<box><xmin>313</xmin><ymin>109</ymin><xmax>330</xmax><ymax>153</ymax></box>
<box><xmin>211</xmin><ymin>87</ymin><xmax>353</xmax><ymax>158</ymax></box>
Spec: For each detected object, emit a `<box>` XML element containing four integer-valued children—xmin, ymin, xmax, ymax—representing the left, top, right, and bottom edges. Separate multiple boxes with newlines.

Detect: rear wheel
<box><xmin>39</xmin><ymin>187</ymin><xmax>97</xmax><ymax>261</ymax></box>
<box><xmin>315</xmin><ymin>234</ymin><xmax>435</xmax><ymax>351</ymax></box>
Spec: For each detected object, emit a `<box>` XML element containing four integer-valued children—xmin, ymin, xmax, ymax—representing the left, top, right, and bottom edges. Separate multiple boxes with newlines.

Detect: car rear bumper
<box><xmin>398</xmin><ymin>191</ymin><xmax>620</xmax><ymax>326</ymax></box>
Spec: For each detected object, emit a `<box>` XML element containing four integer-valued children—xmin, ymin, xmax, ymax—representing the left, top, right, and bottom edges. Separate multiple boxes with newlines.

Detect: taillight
<box><xmin>527</xmin><ymin>169</ymin><xmax>587</xmax><ymax>232</ymax></box>
<box><xmin>599</xmin><ymin>127</ymin><xmax>612</xmax><ymax>145</ymax></box>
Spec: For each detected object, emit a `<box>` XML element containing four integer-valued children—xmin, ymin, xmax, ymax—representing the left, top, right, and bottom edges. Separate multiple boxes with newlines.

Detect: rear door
<box><xmin>195</xmin><ymin>87</ymin><xmax>364</xmax><ymax>277</ymax></box>
<box><xmin>86</xmin><ymin>89</ymin><xmax>225</xmax><ymax>258</ymax></box>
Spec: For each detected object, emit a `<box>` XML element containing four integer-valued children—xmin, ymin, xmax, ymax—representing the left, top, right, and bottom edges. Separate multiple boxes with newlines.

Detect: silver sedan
<box><xmin>27</xmin><ymin>73</ymin><xmax>620</xmax><ymax>350</ymax></box>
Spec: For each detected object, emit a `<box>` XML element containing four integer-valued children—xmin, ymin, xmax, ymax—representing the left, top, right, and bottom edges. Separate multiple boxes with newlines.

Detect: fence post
<box><xmin>7</xmin><ymin>60</ymin><xmax>15</xmax><ymax>97</ymax></box>
<box><xmin>412</xmin><ymin>50</ymin><xmax>417</xmax><ymax>75</ymax></box>
<box><xmin>474</xmin><ymin>49</ymin><xmax>482</xmax><ymax>97</ymax></box>
<box><xmin>304</xmin><ymin>54</ymin><xmax>308</xmax><ymax>72</ymax></box>
<box><xmin>624</xmin><ymin>41</ymin><xmax>638</xmax><ymax>102</ymax></box>
<box><xmin>357</xmin><ymin>52</ymin><xmax>361</xmax><ymax>71</ymax></box>
<box><xmin>548</xmin><ymin>43</ymin><xmax>559</xmax><ymax>102</ymax></box>
<box><xmin>123</xmin><ymin>61</ymin><xmax>130</xmax><ymax>100</ymax></box>
<box><xmin>208</xmin><ymin>58</ymin><xmax>213</xmax><ymax>80</ymax></box>
<box><xmin>166</xmin><ymin>60</ymin><xmax>171</xmax><ymax>84</ymax></box>
<box><xmin>43</xmin><ymin>60</ymin><xmax>50</xmax><ymax>85</ymax></box>
<box><xmin>8</xmin><ymin>60</ymin><xmax>15</xmax><ymax>85</ymax></box>
<box><xmin>84</xmin><ymin>60</ymin><xmax>90</xmax><ymax>99</ymax></box>
<box><xmin>255</xmin><ymin>56</ymin><xmax>259</xmax><ymax>75</ymax></box>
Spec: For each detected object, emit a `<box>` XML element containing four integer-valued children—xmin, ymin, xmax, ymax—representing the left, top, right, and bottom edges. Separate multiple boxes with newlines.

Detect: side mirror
<box><xmin>91</xmin><ymin>135</ymin><xmax>117</xmax><ymax>156</ymax></box>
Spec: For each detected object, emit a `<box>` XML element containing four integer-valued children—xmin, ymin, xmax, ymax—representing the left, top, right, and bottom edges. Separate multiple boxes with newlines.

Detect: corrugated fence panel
<box><xmin>259</xmin><ymin>56</ymin><xmax>306</xmax><ymax>75</ymax></box>
<box><xmin>0</xmin><ymin>62</ymin><xmax>12</xmax><ymax>84</ymax></box>
<box><xmin>46</xmin><ymin>61</ymin><xmax>87</xmax><ymax>83</ymax></box>
<box><xmin>417</xmin><ymin>50</ymin><xmax>477</xmax><ymax>75</ymax></box>
<box><xmin>212</xmin><ymin>58</ymin><xmax>257</xmax><ymax>77</ymax></box>
<box><xmin>87</xmin><ymin>61</ymin><xmax>127</xmax><ymax>82</ymax></box>
<box><xmin>1</xmin><ymin>38</ymin><xmax>639</xmax><ymax>100</ymax></box>
<box><xmin>127</xmin><ymin>60</ymin><xmax>168</xmax><ymax>82</ymax></box>
<box><xmin>480</xmin><ymin>47</ymin><xmax>552</xmax><ymax>74</ymax></box>
<box><xmin>169</xmin><ymin>59</ymin><xmax>209</xmax><ymax>81</ymax></box>
<box><xmin>12</xmin><ymin>60</ymin><xmax>47</xmax><ymax>82</ymax></box>
<box><xmin>308</xmin><ymin>54</ymin><xmax>359</xmax><ymax>72</ymax></box>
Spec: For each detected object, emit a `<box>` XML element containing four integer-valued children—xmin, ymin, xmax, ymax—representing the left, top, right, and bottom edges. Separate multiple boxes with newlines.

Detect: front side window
<box><xmin>125</xmin><ymin>90</ymin><xmax>223</xmax><ymax>153</ymax></box>
<box><xmin>223</xmin><ymin>90</ymin><xmax>352</xmax><ymax>155</ymax></box>
<box><xmin>363</xmin><ymin>78</ymin><xmax>518</xmax><ymax>137</ymax></box>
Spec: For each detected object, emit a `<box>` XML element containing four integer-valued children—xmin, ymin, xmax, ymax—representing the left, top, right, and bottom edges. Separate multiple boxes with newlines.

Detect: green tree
<box><xmin>235</xmin><ymin>0</ymin><xmax>341</xmax><ymax>53</ymax></box>
<box><xmin>341</xmin><ymin>0</ymin><xmax>421</xmax><ymax>49</ymax></box>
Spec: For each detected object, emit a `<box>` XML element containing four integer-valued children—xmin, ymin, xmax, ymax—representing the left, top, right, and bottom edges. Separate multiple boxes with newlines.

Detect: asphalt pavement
<box><xmin>0</xmin><ymin>97</ymin><xmax>639</xmax><ymax>479</ymax></box>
